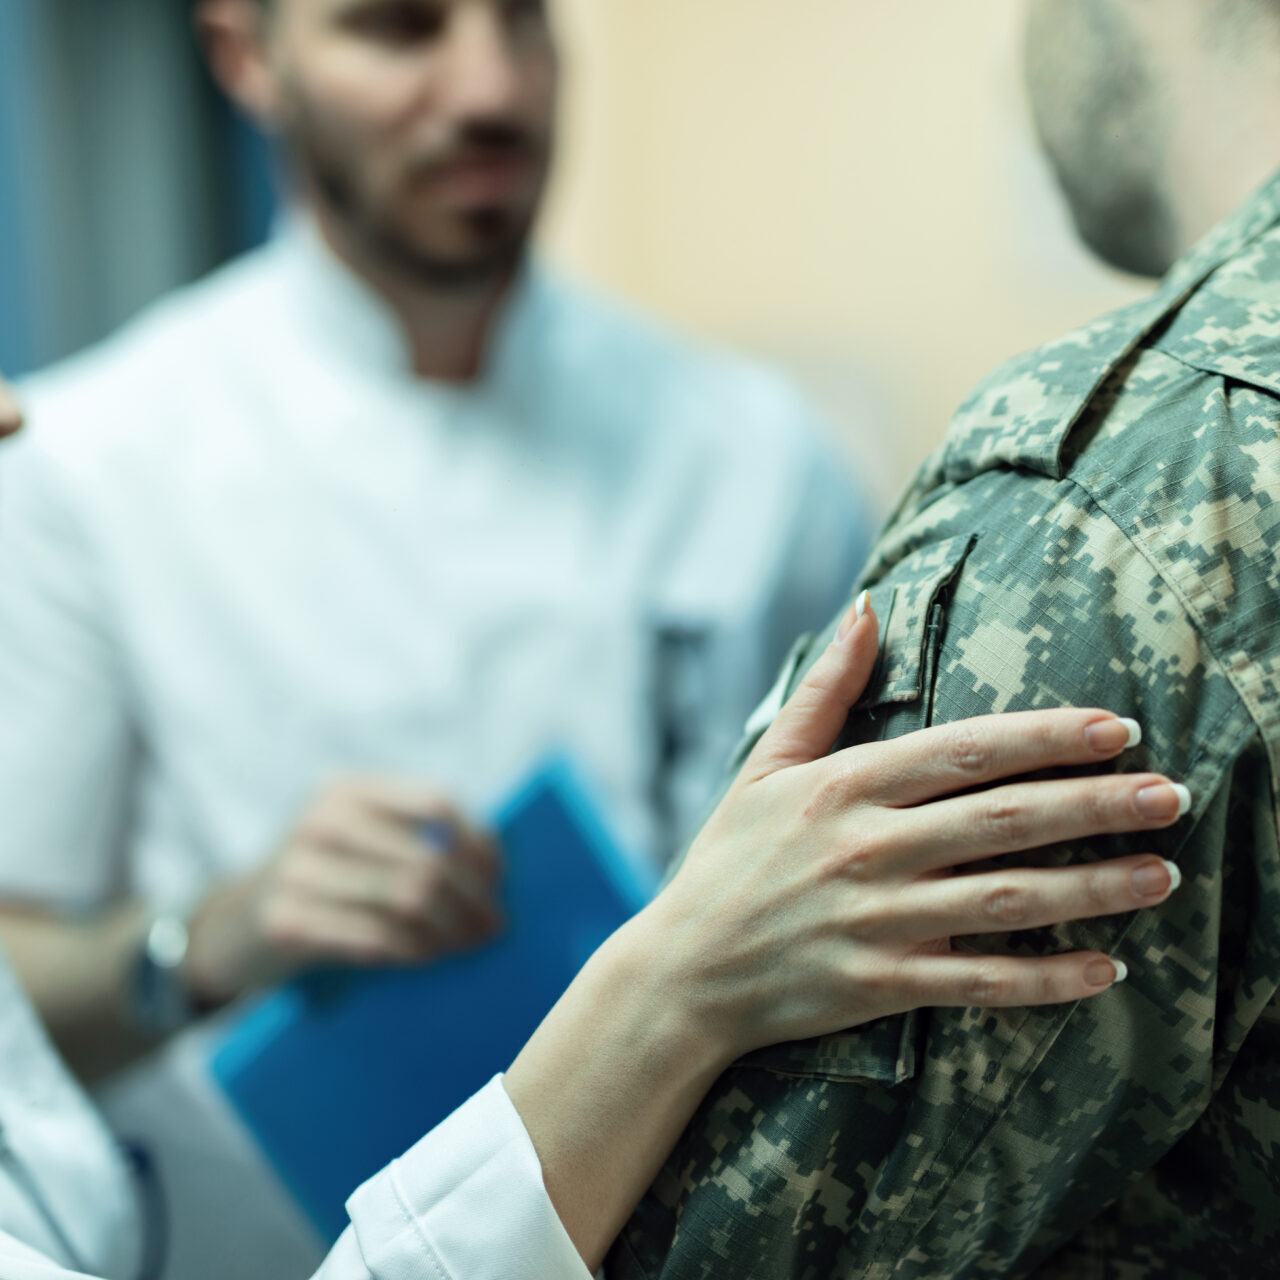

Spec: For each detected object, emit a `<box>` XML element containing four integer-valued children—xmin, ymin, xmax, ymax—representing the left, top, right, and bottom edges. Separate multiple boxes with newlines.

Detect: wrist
<box><xmin>183</xmin><ymin>879</ymin><xmax>260</xmax><ymax>1007</ymax></box>
<box><xmin>124</xmin><ymin>905</ymin><xmax>213</xmax><ymax>1036</ymax></box>
<box><xmin>596</xmin><ymin>903</ymin><xmax>741</xmax><ymax>1078</ymax></box>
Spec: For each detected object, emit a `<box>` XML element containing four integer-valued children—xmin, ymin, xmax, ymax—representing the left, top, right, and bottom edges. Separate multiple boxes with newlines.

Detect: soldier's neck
<box><xmin>1162</xmin><ymin>72</ymin><xmax>1280</xmax><ymax>263</ymax></box>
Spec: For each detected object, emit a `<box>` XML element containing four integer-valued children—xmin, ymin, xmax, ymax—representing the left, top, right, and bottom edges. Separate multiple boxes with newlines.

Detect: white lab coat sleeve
<box><xmin>0</xmin><ymin>432</ymin><xmax>136</xmax><ymax>906</ymax></box>
<box><xmin>313</xmin><ymin>1076</ymin><xmax>592</xmax><ymax>1280</ymax></box>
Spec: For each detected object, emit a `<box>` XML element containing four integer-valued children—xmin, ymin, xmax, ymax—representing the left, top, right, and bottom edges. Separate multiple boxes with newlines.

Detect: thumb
<box><xmin>741</xmin><ymin>592</ymin><xmax>879</xmax><ymax>782</ymax></box>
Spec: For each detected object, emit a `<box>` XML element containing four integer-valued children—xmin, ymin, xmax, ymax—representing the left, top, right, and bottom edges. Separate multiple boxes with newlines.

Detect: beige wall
<box><xmin>538</xmin><ymin>0</ymin><xmax>1152</xmax><ymax>507</ymax></box>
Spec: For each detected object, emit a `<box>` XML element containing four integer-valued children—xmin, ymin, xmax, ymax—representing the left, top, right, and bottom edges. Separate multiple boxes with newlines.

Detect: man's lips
<box><xmin>418</xmin><ymin>153</ymin><xmax>541</xmax><ymax>205</ymax></box>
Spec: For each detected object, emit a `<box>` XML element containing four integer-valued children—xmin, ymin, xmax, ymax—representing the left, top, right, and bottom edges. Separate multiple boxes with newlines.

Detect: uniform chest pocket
<box><xmin>846</xmin><ymin>532</ymin><xmax>978</xmax><ymax>728</ymax></box>
<box><xmin>738</xmin><ymin>533</ymin><xmax>979</xmax><ymax>1085</ymax></box>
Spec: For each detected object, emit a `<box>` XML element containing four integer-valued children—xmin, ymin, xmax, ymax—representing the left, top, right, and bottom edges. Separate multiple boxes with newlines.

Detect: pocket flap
<box><xmin>740</xmin><ymin>1011</ymin><xmax>920</xmax><ymax>1085</ymax></box>
<box><xmin>859</xmin><ymin>533</ymin><xmax>977</xmax><ymax>709</ymax></box>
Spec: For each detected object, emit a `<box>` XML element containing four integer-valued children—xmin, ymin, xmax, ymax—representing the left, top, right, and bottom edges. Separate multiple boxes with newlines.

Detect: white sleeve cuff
<box><xmin>342</xmin><ymin>1075</ymin><xmax>594</xmax><ymax>1280</ymax></box>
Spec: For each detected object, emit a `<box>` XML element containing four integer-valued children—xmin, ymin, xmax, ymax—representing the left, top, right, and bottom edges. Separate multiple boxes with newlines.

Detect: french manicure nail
<box><xmin>1135</xmin><ymin>782</ymin><xmax>1192</xmax><ymax>821</ymax></box>
<box><xmin>1086</xmin><ymin>958</ymin><xmax>1126</xmax><ymax>988</ymax></box>
<box><xmin>837</xmin><ymin>602</ymin><xmax>858</xmax><ymax>641</ymax></box>
<box><xmin>838</xmin><ymin>591</ymin><xmax>871</xmax><ymax>642</ymax></box>
<box><xmin>1085</xmin><ymin>717</ymin><xmax>1141</xmax><ymax>753</ymax></box>
<box><xmin>1132</xmin><ymin>860</ymin><xmax>1178</xmax><ymax>898</ymax></box>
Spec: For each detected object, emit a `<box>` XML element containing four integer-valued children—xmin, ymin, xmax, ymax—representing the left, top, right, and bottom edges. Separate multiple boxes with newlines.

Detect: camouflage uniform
<box><xmin>607</xmin><ymin>172</ymin><xmax>1280</xmax><ymax>1279</ymax></box>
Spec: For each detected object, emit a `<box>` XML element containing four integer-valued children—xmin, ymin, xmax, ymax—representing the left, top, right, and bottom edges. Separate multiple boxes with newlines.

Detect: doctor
<box><xmin>0</xmin><ymin>353</ymin><xmax>1190</xmax><ymax>1280</ymax></box>
<box><xmin>0</xmin><ymin>0</ymin><xmax>872</xmax><ymax>1086</ymax></box>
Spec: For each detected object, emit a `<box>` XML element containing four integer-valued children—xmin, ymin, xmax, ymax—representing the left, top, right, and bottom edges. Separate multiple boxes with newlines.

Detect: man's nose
<box><xmin>437</xmin><ymin>6</ymin><xmax>524</xmax><ymax>118</ymax></box>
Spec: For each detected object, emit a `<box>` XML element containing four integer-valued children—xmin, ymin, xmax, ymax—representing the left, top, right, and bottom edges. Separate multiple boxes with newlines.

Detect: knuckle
<box><xmin>1079</xmin><ymin>785</ymin><xmax>1114</xmax><ymax>830</ymax></box>
<box><xmin>823</xmin><ymin>832</ymin><xmax>882</xmax><ymax>881</ymax></box>
<box><xmin>393</xmin><ymin>868</ymin><xmax>439</xmax><ymax>919</ymax></box>
<box><xmin>844</xmin><ymin>892</ymin><xmax>894</xmax><ymax>940</ymax></box>
<box><xmin>964</xmin><ymin>965</ymin><xmax>1012</xmax><ymax>1006</ymax></box>
<box><xmin>260</xmin><ymin>899</ymin><xmax>305</xmax><ymax>950</ymax></box>
<box><xmin>946</xmin><ymin>724</ymin><xmax>994</xmax><ymax>777</ymax></box>
<box><xmin>1084</xmin><ymin>864</ymin><xmax>1117</xmax><ymax>914</ymax></box>
<box><xmin>296</xmin><ymin>806</ymin><xmax>347</xmax><ymax>847</ymax></box>
<box><xmin>1031</xmin><ymin>963</ymin><xmax>1062</xmax><ymax>1005</ymax></box>
<box><xmin>978</xmin><ymin>884</ymin><xmax>1034</xmax><ymax>929</ymax></box>
<box><xmin>805</xmin><ymin>769</ymin><xmax>849</xmax><ymax>824</ymax></box>
<box><xmin>981</xmin><ymin>799</ymin><xmax>1033</xmax><ymax>849</ymax></box>
<box><xmin>273</xmin><ymin>860</ymin><xmax>314</xmax><ymax>896</ymax></box>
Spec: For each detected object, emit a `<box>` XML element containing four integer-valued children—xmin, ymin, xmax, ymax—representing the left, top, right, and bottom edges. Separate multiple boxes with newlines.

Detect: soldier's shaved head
<box><xmin>1024</xmin><ymin>0</ymin><xmax>1280</xmax><ymax>277</ymax></box>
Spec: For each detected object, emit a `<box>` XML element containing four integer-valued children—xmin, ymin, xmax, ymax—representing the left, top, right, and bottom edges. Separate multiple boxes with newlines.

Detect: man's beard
<box><xmin>1049</xmin><ymin>161</ymin><xmax>1179</xmax><ymax>280</ymax></box>
<box><xmin>293</xmin><ymin>117</ymin><xmax>547</xmax><ymax>292</ymax></box>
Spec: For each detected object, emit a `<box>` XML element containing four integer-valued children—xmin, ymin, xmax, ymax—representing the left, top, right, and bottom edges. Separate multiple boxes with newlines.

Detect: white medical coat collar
<box><xmin>275</xmin><ymin>212</ymin><xmax>546</xmax><ymax>403</ymax></box>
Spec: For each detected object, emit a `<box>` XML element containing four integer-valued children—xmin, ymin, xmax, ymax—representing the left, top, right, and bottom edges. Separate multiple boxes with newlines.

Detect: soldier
<box><xmin>609</xmin><ymin>1</ymin><xmax>1280</xmax><ymax>1277</ymax></box>
<box><xmin>0</xmin><ymin>379</ymin><xmax>1192</xmax><ymax>1280</ymax></box>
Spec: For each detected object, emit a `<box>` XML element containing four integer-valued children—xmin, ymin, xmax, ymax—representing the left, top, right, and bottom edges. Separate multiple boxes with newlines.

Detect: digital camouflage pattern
<box><xmin>607</xmin><ymin>172</ymin><xmax>1280</xmax><ymax>1279</ymax></box>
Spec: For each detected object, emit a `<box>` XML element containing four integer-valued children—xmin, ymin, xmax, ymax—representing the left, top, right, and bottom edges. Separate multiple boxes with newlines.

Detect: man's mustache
<box><xmin>407</xmin><ymin>122</ymin><xmax>546</xmax><ymax>182</ymax></box>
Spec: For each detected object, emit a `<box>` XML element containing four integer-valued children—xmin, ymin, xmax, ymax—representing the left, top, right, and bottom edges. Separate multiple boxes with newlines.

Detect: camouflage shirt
<box><xmin>607</xmin><ymin>172</ymin><xmax>1280</xmax><ymax>1279</ymax></box>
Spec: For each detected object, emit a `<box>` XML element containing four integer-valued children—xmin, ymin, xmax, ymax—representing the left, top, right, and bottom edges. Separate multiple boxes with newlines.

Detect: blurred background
<box><xmin>0</xmin><ymin>0</ymin><xmax>1151</xmax><ymax>504</ymax></box>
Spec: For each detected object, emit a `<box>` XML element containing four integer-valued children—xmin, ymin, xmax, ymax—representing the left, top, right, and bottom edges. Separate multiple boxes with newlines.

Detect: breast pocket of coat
<box><xmin>738</xmin><ymin>532</ymin><xmax>980</xmax><ymax>1085</ymax></box>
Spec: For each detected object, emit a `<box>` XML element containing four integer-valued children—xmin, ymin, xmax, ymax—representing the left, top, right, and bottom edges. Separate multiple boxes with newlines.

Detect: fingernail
<box><xmin>1084</xmin><ymin>717</ymin><xmax>1142</xmax><ymax>753</ymax></box>
<box><xmin>837</xmin><ymin>591</ymin><xmax>870</xmax><ymax>642</ymax></box>
<box><xmin>1135</xmin><ymin>782</ymin><xmax>1192</xmax><ymax>821</ymax></box>
<box><xmin>837</xmin><ymin>604</ymin><xmax>857</xmax><ymax>641</ymax></box>
<box><xmin>1085</xmin><ymin>958</ymin><xmax>1126</xmax><ymax>988</ymax></box>
<box><xmin>1131</xmin><ymin>859</ymin><xmax>1179</xmax><ymax>898</ymax></box>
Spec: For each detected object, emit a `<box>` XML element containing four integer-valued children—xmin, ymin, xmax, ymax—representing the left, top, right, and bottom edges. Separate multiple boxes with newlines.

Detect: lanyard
<box><xmin>120</xmin><ymin>1141</ymin><xmax>168</xmax><ymax>1280</ymax></box>
<box><xmin>0</xmin><ymin>1126</ymin><xmax>168</xmax><ymax>1280</ymax></box>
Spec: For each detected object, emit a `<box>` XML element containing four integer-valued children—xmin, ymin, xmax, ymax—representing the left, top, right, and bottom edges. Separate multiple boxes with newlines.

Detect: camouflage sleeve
<box><xmin>607</xmin><ymin>460</ymin><xmax>1280</xmax><ymax>1279</ymax></box>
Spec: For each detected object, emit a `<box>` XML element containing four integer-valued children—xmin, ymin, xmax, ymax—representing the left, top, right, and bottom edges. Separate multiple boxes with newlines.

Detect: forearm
<box><xmin>0</xmin><ymin>903</ymin><xmax>157</xmax><ymax>1080</ymax></box>
<box><xmin>503</xmin><ymin>904</ymin><xmax>735</xmax><ymax>1273</ymax></box>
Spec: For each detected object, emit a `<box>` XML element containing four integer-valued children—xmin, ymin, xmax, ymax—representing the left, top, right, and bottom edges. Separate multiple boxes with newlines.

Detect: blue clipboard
<box><xmin>209</xmin><ymin>757</ymin><xmax>657</xmax><ymax>1242</ymax></box>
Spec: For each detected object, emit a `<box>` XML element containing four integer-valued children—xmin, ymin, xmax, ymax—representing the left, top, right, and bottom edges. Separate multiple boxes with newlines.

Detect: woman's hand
<box><xmin>0</xmin><ymin>377</ymin><xmax>22</xmax><ymax>438</ymax></box>
<box><xmin>506</xmin><ymin>594</ymin><xmax>1185</xmax><ymax>1271</ymax></box>
<box><xmin>647</xmin><ymin>593</ymin><xmax>1184</xmax><ymax>1061</ymax></box>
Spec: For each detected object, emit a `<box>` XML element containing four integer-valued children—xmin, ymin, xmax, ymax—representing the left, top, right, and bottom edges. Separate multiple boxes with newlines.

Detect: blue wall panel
<box><xmin>0</xmin><ymin>2</ymin><xmax>41</xmax><ymax>376</ymax></box>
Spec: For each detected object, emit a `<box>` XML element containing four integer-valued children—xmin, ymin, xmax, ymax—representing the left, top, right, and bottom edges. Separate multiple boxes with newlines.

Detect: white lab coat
<box><xmin>0</xmin><ymin>955</ymin><xmax>141</xmax><ymax>1280</ymax></box>
<box><xmin>0</xmin><ymin>950</ymin><xmax>591</xmax><ymax>1280</ymax></box>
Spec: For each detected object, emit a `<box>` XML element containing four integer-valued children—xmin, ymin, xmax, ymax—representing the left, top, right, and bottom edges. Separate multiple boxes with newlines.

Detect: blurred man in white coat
<box><xmin>0</xmin><ymin>3</ymin><xmax>868</xmax><ymax>1276</ymax></box>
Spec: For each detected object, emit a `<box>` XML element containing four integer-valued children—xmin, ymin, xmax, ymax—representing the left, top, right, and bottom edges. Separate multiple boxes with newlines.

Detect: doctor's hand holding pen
<box><xmin>502</xmin><ymin>594</ymin><xmax>1188</xmax><ymax>1273</ymax></box>
<box><xmin>184</xmin><ymin>780</ymin><xmax>504</xmax><ymax>1007</ymax></box>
